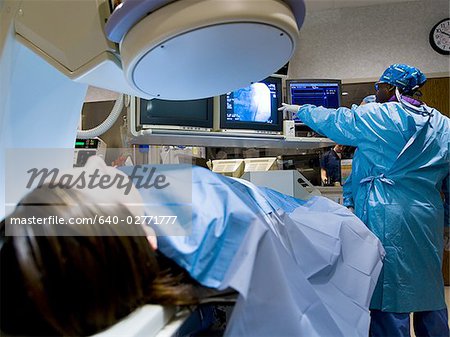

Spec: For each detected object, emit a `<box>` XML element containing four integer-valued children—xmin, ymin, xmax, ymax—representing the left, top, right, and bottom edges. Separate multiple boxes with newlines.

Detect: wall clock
<box><xmin>429</xmin><ymin>18</ymin><xmax>450</xmax><ymax>55</ymax></box>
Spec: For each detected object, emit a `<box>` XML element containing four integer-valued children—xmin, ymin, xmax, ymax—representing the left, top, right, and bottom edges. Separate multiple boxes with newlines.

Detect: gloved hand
<box><xmin>278</xmin><ymin>103</ymin><xmax>301</xmax><ymax>119</ymax></box>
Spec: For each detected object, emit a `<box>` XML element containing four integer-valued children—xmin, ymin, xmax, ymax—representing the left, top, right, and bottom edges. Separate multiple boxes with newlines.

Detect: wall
<box><xmin>289</xmin><ymin>0</ymin><xmax>450</xmax><ymax>82</ymax></box>
<box><xmin>420</xmin><ymin>77</ymin><xmax>450</xmax><ymax>116</ymax></box>
<box><xmin>340</xmin><ymin>78</ymin><xmax>449</xmax><ymax>116</ymax></box>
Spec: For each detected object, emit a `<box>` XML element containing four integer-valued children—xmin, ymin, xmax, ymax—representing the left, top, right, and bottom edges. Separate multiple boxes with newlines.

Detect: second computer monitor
<box><xmin>137</xmin><ymin>97</ymin><xmax>214</xmax><ymax>131</ymax></box>
<box><xmin>287</xmin><ymin>79</ymin><xmax>341</xmax><ymax>109</ymax></box>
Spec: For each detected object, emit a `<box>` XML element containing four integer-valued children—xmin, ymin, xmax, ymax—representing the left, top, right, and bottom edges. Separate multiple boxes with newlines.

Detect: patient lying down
<box><xmin>0</xmin><ymin>159</ymin><xmax>384</xmax><ymax>337</ymax></box>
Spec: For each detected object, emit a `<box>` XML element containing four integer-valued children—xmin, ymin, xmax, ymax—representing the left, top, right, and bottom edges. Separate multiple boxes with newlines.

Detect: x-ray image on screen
<box><xmin>219</xmin><ymin>76</ymin><xmax>282</xmax><ymax>132</ymax></box>
<box><xmin>231</xmin><ymin>83</ymin><xmax>272</xmax><ymax>122</ymax></box>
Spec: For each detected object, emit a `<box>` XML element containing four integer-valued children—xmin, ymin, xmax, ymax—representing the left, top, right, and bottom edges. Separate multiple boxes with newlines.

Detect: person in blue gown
<box><xmin>280</xmin><ymin>63</ymin><xmax>450</xmax><ymax>337</ymax></box>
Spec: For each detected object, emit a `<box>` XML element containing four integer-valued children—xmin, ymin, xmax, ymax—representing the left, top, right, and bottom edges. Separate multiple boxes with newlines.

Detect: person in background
<box><xmin>362</xmin><ymin>94</ymin><xmax>376</xmax><ymax>104</ymax></box>
<box><xmin>280</xmin><ymin>63</ymin><xmax>450</xmax><ymax>337</ymax></box>
<box><xmin>320</xmin><ymin>144</ymin><xmax>344</xmax><ymax>186</ymax></box>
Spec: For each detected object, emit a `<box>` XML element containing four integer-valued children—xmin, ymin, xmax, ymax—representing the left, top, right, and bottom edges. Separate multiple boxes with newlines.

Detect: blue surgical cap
<box><xmin>379</xmin><ymin>64</ymin><xmax>427</xmax><ymax>93</ymax></box>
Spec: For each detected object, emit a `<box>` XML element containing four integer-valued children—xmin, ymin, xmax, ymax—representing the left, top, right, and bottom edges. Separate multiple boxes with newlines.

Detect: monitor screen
<box><xmin>287</xmin><ymin>80</ymin><xmax>341</xmax><ymax>124</ymax></box>
<box><xmin>287</xmin><ymin>80</ymin><xmax>341</xmax><ymax>107</ymax></box>
<box><xmin>139</xmin><ymin>97</ymin><xmax>214</xmax><ymax>129</ymax></box>
<box><xmin>219</xmin><ymin>76</ymin><xmax>283</xmax><ymax>132</ymax></box>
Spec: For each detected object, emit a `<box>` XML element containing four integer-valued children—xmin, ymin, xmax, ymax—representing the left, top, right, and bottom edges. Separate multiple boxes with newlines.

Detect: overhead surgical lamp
<box><xmin>13</xmin><ymin>0</ymin><xmax>305</xmax><ymax>100</ymax></box>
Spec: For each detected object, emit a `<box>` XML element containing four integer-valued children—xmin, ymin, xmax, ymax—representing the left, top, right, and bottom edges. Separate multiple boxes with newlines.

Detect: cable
<box><xmin>77</xmin><ymin>94</ymin><xmax>124</xmax><ymax>139</ymax></box>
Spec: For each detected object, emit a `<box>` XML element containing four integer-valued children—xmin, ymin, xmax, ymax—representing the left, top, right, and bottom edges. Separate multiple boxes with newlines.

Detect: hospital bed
<box><xmin>93</xmin><ymin>305</ymin><xmax>186</xmax><ymax>337</ymax></box>
<box><xmin>92</xmin><ymin>285</ymin><xmax>239</xmax><ymax>337</ymax></box>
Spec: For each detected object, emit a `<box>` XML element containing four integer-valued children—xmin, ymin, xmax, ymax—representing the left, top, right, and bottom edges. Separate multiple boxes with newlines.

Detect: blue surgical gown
<box><xmin>297</xmin><ymin>101</ymin><xmax>450</xmax><ymax>313</ymax></box>
<box><xmin>121</xmin><ymin>165</ymin><xmax>384</xmax><ymax>337</ymax></box>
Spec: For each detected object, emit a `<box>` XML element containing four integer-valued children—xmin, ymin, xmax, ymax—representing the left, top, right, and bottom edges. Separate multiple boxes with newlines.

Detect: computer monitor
<box><xmin>286</xmin><ymin>79</ymin><xmax>341</xmax><ymax>123</ymax></box>
<box><xmin>215</xmin><ymin>76</ymin><xmax>283</xmax><ymax>134</ymax></box>
<box><xmin>137</xmin><ymin>97</ymin><xmax>214</xmax><ymax>131</ymax></box>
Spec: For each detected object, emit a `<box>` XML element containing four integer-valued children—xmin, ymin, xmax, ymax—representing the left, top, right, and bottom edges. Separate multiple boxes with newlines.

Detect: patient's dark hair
<box><xmin>0</xmin><ymin>185</ymin><xmax>199</xmax><ymax>336</ymax></box>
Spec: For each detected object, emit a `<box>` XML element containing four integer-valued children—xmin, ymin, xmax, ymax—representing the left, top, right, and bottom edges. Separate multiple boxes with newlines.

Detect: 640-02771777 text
<box><xmin>8</xmin><ymin>215</ymin><xmax>178</xmax><ymax>226</ymax></box>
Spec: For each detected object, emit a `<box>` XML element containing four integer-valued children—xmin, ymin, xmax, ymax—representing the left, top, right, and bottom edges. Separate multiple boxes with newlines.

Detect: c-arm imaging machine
<box><xmin>2</xmin><ymin>0</ymin><xmax>305</xmax><ymax>99</ymax></box>
<box><xmin>0</xmin><ymin>0</ymin><xmax>305</xmax><ymax>213</ymax></box>
<box><xmin>0</xmin><ymin>0</ymin><xmax>305</xmax><ymax>335</ymax></box>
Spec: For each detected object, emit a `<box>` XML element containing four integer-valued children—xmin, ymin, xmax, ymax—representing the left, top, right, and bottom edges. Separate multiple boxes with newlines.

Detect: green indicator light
<box><xmin>75</xmin><ymin>142</ymin><xmax>85</xmax><ymax>146</ymax></box>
